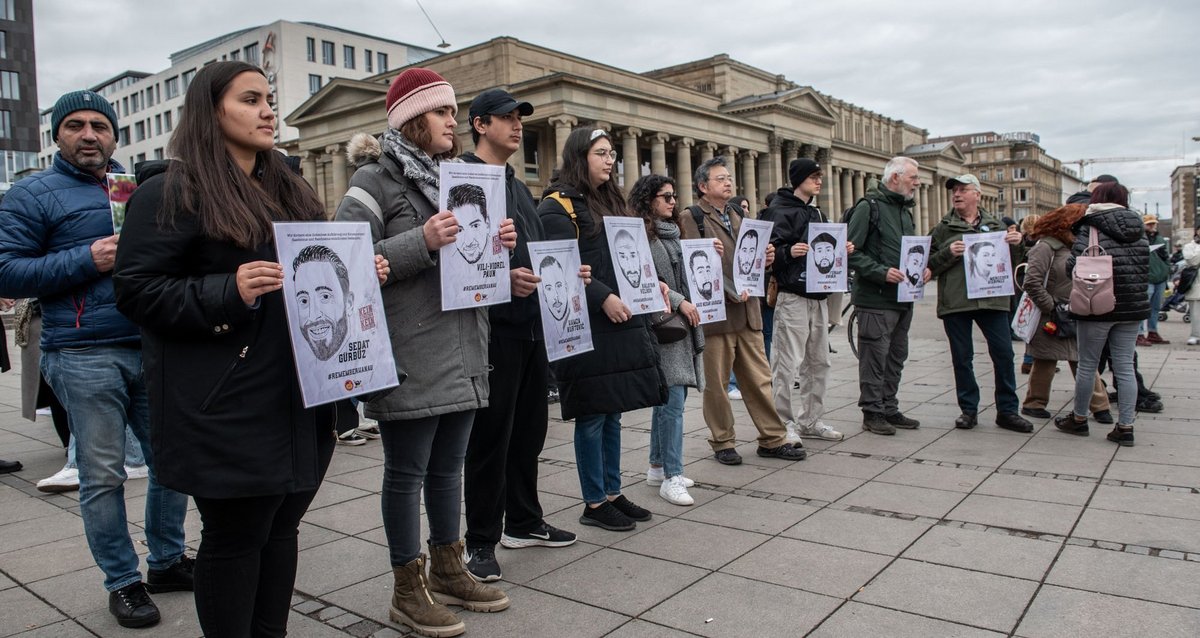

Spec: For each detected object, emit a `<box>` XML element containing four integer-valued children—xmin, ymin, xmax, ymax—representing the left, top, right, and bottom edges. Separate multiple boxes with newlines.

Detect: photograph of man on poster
<box><xmin>539</xmin><ymin>254</ymin><xmax>573</xmax><ymax>331</ymax></box>
<box><xmin>689</xmin><ymin>250</ymin><xmax>715</xmax><ymax>301</ymax></box>
<box><xmin>447</xmin><ymin>182</ymin><xmax>491</xmax><ymax>265</ymax></box>
<box><xmin>810</xmin><ymin>232</ymin><xmax>838</xmax><ymax>275</ymax></box>
<box><xmin>293</xmin><ymin>244</ymin><xmax>354</xmax><ymax>362</ymax></box>
<box><xmin>736</xmin><ymin>228</ymin><xmax>760</xmax><ymax>277</ymax></box>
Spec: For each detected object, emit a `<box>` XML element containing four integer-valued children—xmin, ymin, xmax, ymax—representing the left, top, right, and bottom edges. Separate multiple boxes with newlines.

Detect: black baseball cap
<box><xmin>468</xmin><ymin>88</ymin><xmax>533</xmax><ymax>122</ymax></box>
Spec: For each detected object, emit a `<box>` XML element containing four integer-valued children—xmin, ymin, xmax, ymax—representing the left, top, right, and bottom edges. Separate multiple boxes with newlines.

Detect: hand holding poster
<box><xmin>602</xmin><ymin>216</ymin><xmax>665</xmax><ymax>315</ymax></box>
<box><xmin>734</xmin><ymin>218</ymin><xmax>773</xmax><ymax>296</ymax></box>
<box><xmin>274</xmin><ymin>221</ymin><xmax>401</xmax><ymax>408</ymax></box>
<box><xmin>107</xmin><ymin>173</ymin><xmax>137</xmax><ymax>234</ymax></box>
<box><xmin>680</xmin><ymin>238</ymin><xmax>726</xmax><ymax>324</ymax></box>
<box><xmin>897</xmin><ymin>235</ymin><xmax>932</xmax><ymax>302</ymax></box>
<box><xmin>439</xmin><ymin>163</ymin><xmax>512</xmax><ymax>311</ymax></box>
<box><xmin>527</xmin><ymin>240</ymin><xmax>594</xmax><ymax>361</ymax></box>
<box><xmin>963</xmin><ymin>231</ymin><xmax>1014</xmax><ymax>299</ymax></box>
<box><xmin>805</xmin><ymin>222</ymin><xmax>848</xmax><ymax>293</ymax></box>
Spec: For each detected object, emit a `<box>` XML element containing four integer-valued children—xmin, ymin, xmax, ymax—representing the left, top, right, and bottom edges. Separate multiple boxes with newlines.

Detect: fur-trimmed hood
<box><xmin>346</xmin><ymin>132</ymin><xmax>381</xmax><ymax>167</ymax></box>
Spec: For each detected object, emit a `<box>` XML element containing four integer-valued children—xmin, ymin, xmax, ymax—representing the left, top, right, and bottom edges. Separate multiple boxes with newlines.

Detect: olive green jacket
<box><xmin>847</xmin><ymin>181</ymin><xmax>916</xmax><ymax>311</ymax></box>
<box><xmin>928</xmin><ymin>209</ymin><xmax>1017</xmax><ymax>318</ymax></box>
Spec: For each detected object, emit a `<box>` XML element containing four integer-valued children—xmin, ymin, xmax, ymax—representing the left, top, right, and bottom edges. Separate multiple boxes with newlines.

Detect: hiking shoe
<box><xmin>714</xmin><ymin>448</ymin><xmax>743</xmax><ymax>465</ymax></box>
<box><xmin>1106</xmin><ymin>425</ymin><xmax>1135</xmax><ymax>447</ymax></box>
<box><xmin>659</xmin><ymin>475</ymin><xmax>694</xmax><ymax>506</ymax></box>
<box><xmin>337</xmin><ymin>430</ymin><xmax>367</xmax><ymax>446</ymax></box>
<box><xmin>756</xmin><ymin>443</ymin><xmax>807</xmax><ymax>461</ymax></box>
<box><xmin>125</xmin><ymin>465</ymin><xmax>149</xmax><ymax>480</ymax></box>
<box><xmin>1136</xmin><ymin>397</ymin><xmax>1163</xmax><ymax>413</ymax></box>
<box><xmin>798</xmin><ymin>421</ymin><xmax>844</xmax><ymax>441</ymax></box>
<box><xmin>146</xmin><ymin>555</ymin><xmax>195</xmax><ymax>593</ymax></box>
<box><xmin>579</xmin><ymin>501</ymin><xmax>635</xmax><ymax>531</ymax></box>
<box><xmin>610</xmin><ymin>495</ymin><xmax>651</xmax><ymax>522</ymax></box>
<box><xmin>463</xmin><ymin>544</ymin><xmax>501</xmax><ymax>582</ymax></box>
<box><xmin>783</xmin><ymin>420</ymin><xmax>803</xmax><ymax>444</ymax></box>
<box><xmin>885</xmin><ymin>413</ymin><xmax>920</xmax><ymax>429</ymax></box>
<box><xmin>37</xmin><ymin>465</ymin><xmax>79</xmax><ymax>493</ymax></box>
<box><xmin>863</xmin><ymin>412</ymin><xmax>895</xmax><ymax>435</ymax></box>
<box><xmin>1021</xmin><ymin>407</ymin><xmax>1052</xmax><ymax>419</ymax></box>
<box><xmin>109</xmin><ymin>581</ymin><xmax>160</xmax><ymax>628</ymax></box>
<box><xmin>996</xmin><ymin>413</ymin><xmax>1033</xmax><ymax>433</ymax></box>
<box><xmin>646</xmin><ymin>467</ymin><xmax>693</xmax><ymax>488</ymax></box>
<box><xmin>955</xmin><ymin>413</ymin><xmax>978</xmax><ymax>429</ymax></box>
<box><xmin>1092</xmin><ymin>410</ymin><xmax>1114</xmax><ymax>424</ymax></box>
<box><xmin>500</xmin><ymin>523</ymin><xmax>577</xmax><ymax>549</ymax></box>
<box><xmin>1054</xmin><ymin>414</ymin><xmax>1089</xmax><ymax>436</ymax></box>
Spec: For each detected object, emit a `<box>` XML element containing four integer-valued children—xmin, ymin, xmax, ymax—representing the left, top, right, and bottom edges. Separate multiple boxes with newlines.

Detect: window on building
<box><xmin>0</xmin><ymin>70</ymin><xmax>18</xmax><ymax>99</ymax></box>
<box><xmin>121</xmin><ymin>97</ymin><xmax>128</xmax><ymax>117</ymax></box>
<box><xmin>308</xmin><ymin>74</ymin><xmax>322</xmax><ymax>95</ymax></box>
<box><xmin>306</xmin><ymin>37</ymin><xmax>315</xmax><ymax>62</ymax></box>
<box><xmin>322</xmin><ymin>41</ymin><xmax>335</xmax><ymax>65</ymax></box>
<box><xmin>244</xmin><ymin>43</ymin><xmax>260</xmax><ymax>66</ymax></box>
<box><xmin>523</xmin><ymin>129</ymin><xmax>540</xmax><ymax>181</ymax></box>
<box><xmin>130</xmin><ymin>92</ymin><xmax>140</xmax><ymax>113</ymax></box>
<box><xmin>144</xmin><ymin>88</ymin><xmax>153</xmax><ymax>108</ymax></box>
<box><xmin>0</xmin><ymin>0</ymin><xmax>14</xmax><ymax>20</ymax></box>
<box><xmin>377</xmin><ymin>52</ymin><xmax>388</xmax><ymax>72</ymax></box>
<box><xmin>182</xmin><ymin>68</ymin><xmax>196</xmax><ymax>90</ymax></box>
<box><xmin>229</xmin><ymin>49</ymin><xmax>240</xmax><ymax>61</ymax></box>
<box><xmin>1016</xmin><ymin>188</ymin><xmax>1029</xmax><ymax>203</ymax></box>
<box><xmin>155</xmin><ymin>114</ymin><xmax>162</xmax><ymax>136</ymax></box>
<box><xmin>978</xmin><ymin>170</ymin><xmax>988</xmax><ymax>181</ymax></box>
<box><xmin>0</xmin><ymin>31</ymin><xmax>7</xmax><ymax>59</ymax></box>
<box><xmin>364</xmin><ymin>49</ymin><xmax>373</xmax><ymax>72</ymax></box>
<box><xmin>135</xmin><ymin>152</ymin><xmax>146</xmax><ymax>164</ymax></box>
<box><xmin>118</xmin><ymin>126</ymin><xmax>130</xmax><ymax>146</ymax></box>
<box><xmin>165</xmin><ymin>76</ymin><xmax>180</xmax><ymax>99</ymax></box>
<box><xmin>0</xmin><ymin>110</ymin><xmax>11</xmax><ymax>139</ymax></box>
<box><xmin>996</xmin><ymin>169</ymin><xmax>1005</xmax><ymax>181</ymax></box>
<box><xmin>154</xmin><ymin>148</ymin><xmax>164</xmax><ymax>160</ymax></box>
<box><xmin>164</xmin><ymin>110</ymin><xmax>172</xmax><ymax>132</ymax></box>
<box><xmin>1014</xmin><ymin>167</ymin><xmax>1028</xmax><ymax>180</ymax></box>
<box><xmin>343</xmin><ymin>45</ymin><xmax>355</xmax><ymax>69</ymax></box>
<box><xmin>134</xmin><ymin>121</ymin><xmax>145</xmax><ymax>142</ymax></box>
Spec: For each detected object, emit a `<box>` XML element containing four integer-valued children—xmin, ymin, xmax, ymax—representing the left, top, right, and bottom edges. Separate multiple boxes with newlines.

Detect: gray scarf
<box><xmin>654</xmin><ymin>220</ymin><xmax>689</xmax><ymax>298</ymax></box>
<box><xmin>380</xmin><ymin>127</ymin><xmax>460</xmax><ymax>209</ymax></box>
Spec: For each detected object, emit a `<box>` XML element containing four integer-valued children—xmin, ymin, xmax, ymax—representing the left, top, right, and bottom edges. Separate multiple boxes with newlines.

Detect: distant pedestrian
<box><xmin>1181</xmin><ymin>230</ymin><xmax>1200</xmax><ymax>346</ymax></box>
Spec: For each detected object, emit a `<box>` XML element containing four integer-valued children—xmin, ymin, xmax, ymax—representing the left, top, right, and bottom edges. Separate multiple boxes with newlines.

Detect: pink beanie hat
<box><xmin>385</xmin><ymin>67</ymin><xmax>456</xmax><ymax>130</ymax></box>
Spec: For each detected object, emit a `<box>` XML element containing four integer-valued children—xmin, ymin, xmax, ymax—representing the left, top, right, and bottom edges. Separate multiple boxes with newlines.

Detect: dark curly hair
<box><xmin>1034</xmin><ymin>204</ymin><xmax>1086</xmax><ymax>245</ymax></box>
<box><xmin>628</xmin><ymin>174</ymin><xmax>678</xmax><ymax>239</ymax></box>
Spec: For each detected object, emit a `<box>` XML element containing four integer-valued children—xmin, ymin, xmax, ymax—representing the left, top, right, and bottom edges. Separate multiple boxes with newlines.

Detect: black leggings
<box><xmin>192</xmin><ymin>431</ymin><xmax>334</xmax><ymax>638</ymax></box>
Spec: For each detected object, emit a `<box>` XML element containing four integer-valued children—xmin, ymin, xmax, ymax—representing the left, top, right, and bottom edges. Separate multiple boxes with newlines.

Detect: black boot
<box><xmin>108</xmin><ymin>581</ymin><xmax>160</xmax><ymax>628</ymax></box>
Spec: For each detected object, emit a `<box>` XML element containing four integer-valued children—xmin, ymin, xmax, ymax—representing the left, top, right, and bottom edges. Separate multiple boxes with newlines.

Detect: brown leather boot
<box><xmin>1148</xmin><ymin>331</ymin><xmax>1170</xmax><ymax>344</ymax></box>
<box><xmin>428</xmin><ymin>541</ymin><xmax>510</xmax><ymax>612</ymax></box>
<box><xmin>389</xmin><ymin>555</ymin><xmax>465</xmax><ymax>637</ymax></box>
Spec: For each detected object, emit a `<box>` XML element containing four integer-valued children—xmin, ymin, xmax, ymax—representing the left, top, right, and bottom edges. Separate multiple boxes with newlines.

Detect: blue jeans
<box><xmin>42</xmin><ymin>346</ymin><xmax>188</xmax><ymax>591</ymax></box>
<box><xmin>1075</xmin><ymin>321</ymin><xmax>1139</xmax><ymax>425</ymax></box>
<box><xmin>65</xmin><ymin>426</ymin><xmax>145</xmax><ymax>469</ymax></box>
<box><xmin>942</xmin><ymin>310</ymin><xmax>1020</xmax><ymax>415</ymax></box>
<box><xmin>1143</xmin><ymin>282</ymin><xmax>1166</xmax><ymax>333</ymax></box>
<box><xmin>650</xmin><ymin>386</ymin><xmax>687</xmax><ymax>478</ymax></box>
<box><xmin>574</xmin><ymin>413</ymin><xmax>622</xmax><ymax>505</ymax></box>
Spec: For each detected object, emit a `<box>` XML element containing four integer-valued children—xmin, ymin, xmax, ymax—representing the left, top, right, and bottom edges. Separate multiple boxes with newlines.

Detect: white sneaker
<box><xmin>337</xmin><ymin>430</ymin><xmax>367</xmax><ymax>446</ymax></box>
<box><xmin>355</xmin><ymin>420</ymin><xmax>381</xmax><ymax>439</ymax></box>
<box><xmin>125</xmin><ymin>465</ymin><xmax>149</xmax><ymax>480</ymax></box>
<box><xmin>783</xmin><ymin>420</ymin><xmax>802</xmax><ymax>444</ymax></box>
<box><xmin>1189</xmin><ymin>337</ymin><xmax>1199</xmax><ymax>346</ymax></box>
<box><xmin>727</xmin><ymin>388</ymin><xmax>743</xmax><ymax>401</ymax></box>
<box><xmin>37</xmin><ymin>466</ymin><xmax>79</xmax><ymax>493</ymax></box>
<box><xmin>659</xmin><ymin>475</ymin><xmax>694</xmax><ymax>506</ymax></box>
<box><xmin>798</xmin><ymin>421</ymin><xmax>844</xmax><ymax>441</ymax></box>
<box><xmin>646</xmin><ymin>467</ymin><xmax>694</xmax><ymax>487</ymax></box>
<box><xmin>35</xmin><ymin>407</ymin><xmax>52</xmax><ymax>416</ymax></box>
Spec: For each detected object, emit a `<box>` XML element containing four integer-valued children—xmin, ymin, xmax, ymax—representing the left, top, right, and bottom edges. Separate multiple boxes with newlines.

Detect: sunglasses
<box><xmin>658</xmin><ymin>193</ymin><xmax>678</xmax><ymax>202</ymax></box>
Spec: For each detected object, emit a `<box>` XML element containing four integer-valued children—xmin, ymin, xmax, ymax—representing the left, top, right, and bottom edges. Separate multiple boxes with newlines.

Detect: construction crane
<box><xmin>1067</xmin><ymin>156</ymin><xmax>1183</xmax><ymax>180</ymax></box>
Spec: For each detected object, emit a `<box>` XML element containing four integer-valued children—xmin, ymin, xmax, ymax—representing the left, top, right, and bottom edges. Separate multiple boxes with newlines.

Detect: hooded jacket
<box><xmin>1066</xmin><ymin>203</ymin><xmax>1149</xmax><ymax>322</ymax></box>
<box><xmin>760</xmin><ymin>187</ymin><xmax>829</xmax><ymax>299</ymax></box>
<box><xmin>847</xmin><ymin>180</ymin><xmax>917</xmax><ymax>311</ymax></box>
<box><xmin>928</xmin><ymin>208</ymin><xmax>1016</xmax><ymax>318</ymax></box>
<box><xmin>678</xmin><ymin>198</ymin><xmax>762</xmax><ymax>335</ymax></box>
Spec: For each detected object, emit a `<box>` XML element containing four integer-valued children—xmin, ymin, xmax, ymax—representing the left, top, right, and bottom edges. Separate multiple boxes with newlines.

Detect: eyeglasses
<box><xmin>657</xmin><ymin>193</ymin><xmax>677</xmax><ymax>201</ymax></box>
<box><xmin>592</xmin><ymin>149</ymin><xmax>618</xmax><ymax>160</ymax></box>
<box><xmin>710</xmin><ymin>175</ymin><xmax>734</xmax><ymax>184</ymax></box>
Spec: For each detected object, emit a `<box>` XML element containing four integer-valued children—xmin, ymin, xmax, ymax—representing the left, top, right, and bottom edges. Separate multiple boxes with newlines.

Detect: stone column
<box><xmin>853</xmin><ymin>170</ymin><xmax>866</xmax><ymax>202</ymax></box>
<box><xmin>593</xmin><ymin>120</ymin><xmax>612</xmax><ymax>133</ymax></box>
<box><xmin>675</xmin><ymin>138</ymin><xmax>694</xmax><ymax>208</ymax></box>
<box><xmin>723</xmin><ymin>146</ymin><xmax>739</xmax><ymax>195</ymax></box>
<box><xmin>649</xmin><ymin>132</ymin><xmax>669</xmax><ymax>176</ymax></box>
<box><xmin>301</xmin><ymin>150</ymin><xmax>319</xmax><ymax>191</ymax></box>
<box><xmin>815</xmin><ymin>148</ymin><xmax>832</xmax><ymax>213</ymax></box>
<box><xmin>784</xmin><ymin>141</ymin><xmax>799</xmax><ymax>166</ymax></box>
<box><xmin>741</xmin><ymin>151</ymin><xmax>758</xmax><ymax>210</ymax></box>
<box><xmin>830</xmin><ymin>166</ymin><xmax>843</xmax><ymax>220</ymax></box>
<box><xmin>327</xmin><ymin>145</ymin><xmax>348</xmax><ymax>208</ymax></box>
<box><xmin>509</xmin><ymin>140</ymin><xmax>526</xmax><ymax>184</ymax></box>
<box><xmin>840</xmin><ymin>168</ymin><xmax>853</xmax><ymax>210</ymax></box>
<box><xmin>800</xmin><ymin>143</ymin><xmax>818</xmax><ymax>159</ymax></box>
<box><xmin>698</xmin><ymin>141</ymin><xmax>717</xmax><ymax>164</ymax></box>
<box><xmin>549</xmin><ymin>115</ymin><xmax>577</xmax><ymax>168</ymax></box>
<box><xmin>767</xmin><ymin>134</ymin><xmax>783</xmax><ymax>197</ymax></box>
<box><xmin>621</xmin><ymin>127</ymin><xmax>642</xmax><ymax>194</ymax></box>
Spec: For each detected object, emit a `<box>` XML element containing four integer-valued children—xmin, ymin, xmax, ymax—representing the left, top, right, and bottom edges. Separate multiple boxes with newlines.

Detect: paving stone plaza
<box><xmin>2</xmin><ymin>292</ymin><xmax>1199</xmax><ymax>637</ymax></box>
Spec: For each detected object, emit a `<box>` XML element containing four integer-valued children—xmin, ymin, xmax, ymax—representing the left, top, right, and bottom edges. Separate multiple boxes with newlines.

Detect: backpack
<box><xmin>1069</xmin><ymin>226</ymin><xmax>1116</xmax><ymax>316</ymax></box>
<box><xmin>842</xmin><ymin>198</ymin><xmax>880</xmax><ymax>256</ymax></box>
<box><xmin>544</xmin><ymin>191</ymin><xmax>578</xmax><ymax>238</ymax></box>
<box><xmin>686</xmin><ymin>205</ymin><xmax>708</xmax><ymax>238</ymax></box>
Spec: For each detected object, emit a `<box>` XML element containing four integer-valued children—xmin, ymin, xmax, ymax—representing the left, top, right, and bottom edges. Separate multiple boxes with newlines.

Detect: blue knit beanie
<box><xmin>51</xmin><ymin>90</ymin><xmax>119</xmax><ymax>142</ymax></box>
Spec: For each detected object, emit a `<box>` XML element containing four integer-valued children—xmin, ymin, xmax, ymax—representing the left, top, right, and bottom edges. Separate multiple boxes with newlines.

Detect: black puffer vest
<box><xmin>1067</xmin><ymin>204</ymin><xmax>1148</xmax><ymax>323</ymax></box>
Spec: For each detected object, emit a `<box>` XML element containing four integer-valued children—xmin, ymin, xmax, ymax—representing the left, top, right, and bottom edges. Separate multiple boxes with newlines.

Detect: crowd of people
<box><xmin>1</xmin><ymin>63</ymin><xmax>1197</xmax><ymax>637</ymax></box>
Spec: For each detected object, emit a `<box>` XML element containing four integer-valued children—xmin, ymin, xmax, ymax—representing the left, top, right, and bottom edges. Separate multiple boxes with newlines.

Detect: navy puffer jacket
<box><xmin>1066</xmin><ymin>204</ymin><xmax>1148</xmax><ymax>323</ymax></box>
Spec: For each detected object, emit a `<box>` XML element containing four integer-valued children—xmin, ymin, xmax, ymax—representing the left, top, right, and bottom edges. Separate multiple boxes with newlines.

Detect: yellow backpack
<box><xmin>544</xmin><ymin>191</ymin><xmax>578</xmax><ymax>238</ymax></box>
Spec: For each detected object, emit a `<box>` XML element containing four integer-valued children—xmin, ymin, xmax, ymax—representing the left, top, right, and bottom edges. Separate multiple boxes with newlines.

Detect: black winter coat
<box><xmin>1067</xmin><ymin>204</ymin><xmax>1149</xmax><ymax>323</ymax></box>
<box><xmin>538</xmin><ymin>185</ymin><xmax>666</xmax><ymax>420</ymax></box>
<box><xmin>760</xmin><ymin>188</ymin><xmax>828</xmax><ymax>299</ymax></box>
<box><xmin>113</xmin><ymin>161</ymin><xmax>347</xmax><ymax>499</ymax></box>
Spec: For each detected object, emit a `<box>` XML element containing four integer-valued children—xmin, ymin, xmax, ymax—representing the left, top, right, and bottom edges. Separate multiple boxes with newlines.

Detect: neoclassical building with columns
<box><xmin>286</xmin><ymin>37</ymin><xmax>998</xmax><ymax>233</ymax></box>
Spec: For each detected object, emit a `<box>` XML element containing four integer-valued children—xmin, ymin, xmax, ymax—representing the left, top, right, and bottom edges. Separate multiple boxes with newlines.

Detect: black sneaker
<box><xmin>1092</xmin><ymin>410</ymin><xmax>1114</xmax><ymax>424</ymax></box>
<box><xmin>955</xmin><ymin>413</ymin><xmax>978</xmax><ymax>429</ymax></box>
<box><xmin>146</xmin><ymin>555</ymin><xmax>195</xmax><ymax>593</ymax></box>
<box><xmin>885</xmin><ymin>412</ymin><xmax>920</xmax><ymax>429</ymax></box>
<box><xmin>1136</xmin><ymin>398</ymin><xmax>1163</xmax><ymax>413</ymax></box>
<box><xmin>501</xmin><ymin>522</ymin><xmax>577</xmax><ymax>549</ymax></box>
<box><xmin>714</xmin><ymin>448</ymin><xmax>743</xmax><ymax>465</ymax></box>
<box><xmin>756</xmin><ymin>443</ymin><xmax>807</xmax><ymax>461</ymax></box>
<box><xmin>996</xmin><ymin>413</ymin><xmax>1033</xmax><ymax>433</ymax></box>
<box><xmin>109</xmin><ymin>581</ymin><xmax>160</xmax><ymax>628</ymax></box>
<box><xmin>579</xmin><ymin>501</ymin><xmax>635</xmax><ymax>531</ymax></box>
<box><xmin>1106</xmin><ymin>425</ymin><xmax>1135</xmax><ymax>447</ymax></box>
<box><xmin>463</xmin><ymin>544</ymin><xmax>502</xmax><ymax>582</ymax></box>
<box><xmin>1021</xmin><ymin>407</ymin><xmax>1052</xmax><ymax>419</ymax></box>
<box><xmin>863</xmin><ymin>412</ymin><xmax>895</xmax><ymax>435</ymax></box>
<box><xmin>1054</xmin><ymin>414</ymin><xmax>1089</xmax><ymax>436</ymax></box>
<box><xmin>610</xmin><ymin>495</ymin><xmax>651</xmax><ymax>522</ymax></box>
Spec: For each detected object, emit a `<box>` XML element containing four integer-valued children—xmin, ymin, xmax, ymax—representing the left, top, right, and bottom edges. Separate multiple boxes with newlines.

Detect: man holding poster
<box><xmin>929</xmin><ymin>173</ymin><xmax>1031</xmax><ymax>433</ymax></box>
<box><xmin>439</xmin><ymin>162</ymin><xmax>512</xmax><ymax>310</ymax></box>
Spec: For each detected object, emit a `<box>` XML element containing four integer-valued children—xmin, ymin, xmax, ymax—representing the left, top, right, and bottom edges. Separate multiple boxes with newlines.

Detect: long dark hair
<box><xmin>556</xmin><ymin>127</ymin><xmax>629</xmax><ymax>233</ymax></box>
<box><xmin>1090</xmin><ymin>182</ymin><xmax>1129</xmax><ymax>208</ymax></box>
<box><xmin>629</xmin><ymin>174</ymin><xmax>678</xmax><ymax>239</ymax></box>
<box><xmin>164</xmin><ymin>61</ymin><xmax>323</xmax><ymax>248</ymax></box>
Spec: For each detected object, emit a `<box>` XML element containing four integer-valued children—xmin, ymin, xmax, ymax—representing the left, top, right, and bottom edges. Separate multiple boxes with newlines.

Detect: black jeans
<box><xmin>464</xmin><ymin>335</ymin><xmax>549</xmax><ymax>546</ymax></box>
<box><xmin>942</xmin><ymin>309</ymin><xmax>1020</xmax><ymax>415</ymax></box>
<box><xmin>192</xmin><ymin>429</ymin><xmax>334</xmax><ymax>638</ymax></box>
<box><xmin>380</xmin><ymin>410</ymin><xmax>474</xmax><ymax>566</ymax></box>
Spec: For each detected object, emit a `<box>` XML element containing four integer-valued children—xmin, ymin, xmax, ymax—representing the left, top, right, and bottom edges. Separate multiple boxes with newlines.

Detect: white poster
<box><xmin>964</xmin><ymin>231</ymin><xmax>1014</xmax><ymax>299</ymax></box>
<box><xmin>897</xmin><ymin>235</ymin><xmax>932</xmax><ymax>302</ymax></box>
<box><xmin>274</xmin><ymin>221</ymin><xmax>401</xmax><ymax>408</ymax></box>
<box><xmin>681</xmin><ymin>238</ymin><xmax>726</xmax><ymax>325</ymax></box>
<box><xmin>602</xmin><ymin>216</ymin><xmax>665</xmax><ymax>315</ymax></box>
<box><xmin>528</xmin><ymin>240</ymin><xmax>594</xmax><ymax>362</ymax></box>
<box><xmin>805</xmin><ymin>222</ymin><xmax>848</xmax><ymax>293</ymax></box>
<box><xmin>439</xmin><ymin>163</ymin><xmax>511</xmax><ymax>311</ymax></box>
<box><xmin>734</xmin><ymin>218</ymin><xmax>773</xmax><ymax>297</ymax></box>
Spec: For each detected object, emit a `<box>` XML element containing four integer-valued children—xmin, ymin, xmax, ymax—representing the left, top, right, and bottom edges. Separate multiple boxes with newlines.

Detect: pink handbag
<box><xmin>1069</xmin><ymin>227</ymin><xmax>1115</xmax><ymax>316</ymax></box>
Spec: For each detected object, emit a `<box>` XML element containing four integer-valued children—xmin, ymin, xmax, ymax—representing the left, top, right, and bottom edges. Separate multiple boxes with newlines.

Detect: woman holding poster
<box><xmin>335</xmin><ymin>68</ymin><xmax>513</xmax><ymax>636</ymax></box>
<box><xmin>113</xmin><ymin>61</ymin><xmax>367</xmax><ymax>638</ymax></box>
<box><xmin>538</xmin><ymin>127</ymin><xmax>664</xmax><ymax>531</ymax></box>
<box><xmin>631</xmin><ymin>174</ymin><xmax>711</xmax><ymax>506</ymax></box>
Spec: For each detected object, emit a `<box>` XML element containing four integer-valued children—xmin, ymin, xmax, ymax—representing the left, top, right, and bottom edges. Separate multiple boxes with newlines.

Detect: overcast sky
<box><xmin>34</xmin><ymin>0</ymin><xmax>1200</xmax><ymax>221</ymax></box>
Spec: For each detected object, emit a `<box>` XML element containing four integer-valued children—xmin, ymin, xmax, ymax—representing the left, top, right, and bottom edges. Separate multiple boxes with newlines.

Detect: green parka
<box><xmin>847</xmin><ymin>180</ymin><xmax>916</xmax><ymax>311</ymax></box>
<box><xmin>928</xmin><ymin>209</ymin><xmax>1017</xmax><ymax>318</ymax></box>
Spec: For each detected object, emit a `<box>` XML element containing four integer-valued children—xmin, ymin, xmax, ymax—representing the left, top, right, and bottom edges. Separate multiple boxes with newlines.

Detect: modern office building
<box><xmin>929</xmin><ymin>131</ymin><xmax>1068</xmax><ymax>220</ymax></box>
<box><xmin>37</xmin><ymin>20</ymin><xmax>440</xmax><ymax>171</ymax></box>
<box><xmin>0</xmin><ymin>0</ymin><xmax>38</xmax><ymax>194</ymax></box>
<box><xmin>1170</xmin><ymin>163</ymin><xmax>1198</xmax><ymax>232</ymax></box>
